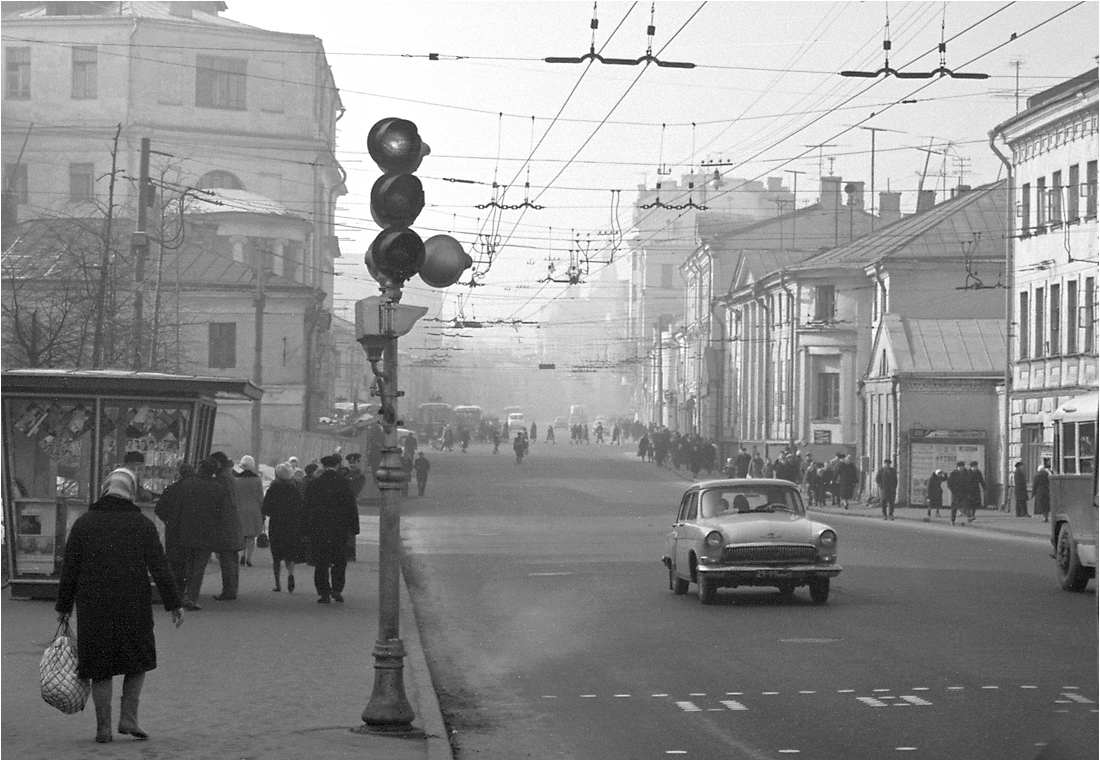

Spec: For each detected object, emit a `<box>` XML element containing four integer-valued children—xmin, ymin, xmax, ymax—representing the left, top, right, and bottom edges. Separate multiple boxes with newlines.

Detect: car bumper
<box><xmin>695</xmin><ymin>563</ymin><xmax>842</xmax><ymax>586</ymax></box>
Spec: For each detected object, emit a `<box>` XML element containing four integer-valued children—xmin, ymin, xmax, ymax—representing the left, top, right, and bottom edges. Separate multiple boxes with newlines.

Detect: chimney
<box><xmin>767</xmin><ymin>177</ymin><xmax>783</xmax><ymax>192</ymax></box>
<box><xmin>879</xmin><ymin>191</ymin><xmax>901</xmax><ymax>225</ymax></box>
<box><xmin>950</xmin><ymin>184</ymin><xmax>972</xmax><ymax>199</ymax></box>
<box><xmin>916</xmin><ymin>189</ymin><xmax>936</xmax><ymax>213</ymax></box>
<box><xmin>820</xmin><ymin>176</ymin><xmax>842</xmax><ymax>212</ymax></box>
<box><xmin>844</xmin><ymin>181</ymin><xmax>865</xmax><ymax>209</ymax></box>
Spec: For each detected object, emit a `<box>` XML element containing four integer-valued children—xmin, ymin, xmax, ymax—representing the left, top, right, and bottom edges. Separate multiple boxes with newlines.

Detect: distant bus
<box><xmin>507</xmin><ymin>412</ymin><xmax>527</xmax><ymax>437</ymax></box>
<box><xmin>416</xmin><ymin>402</ymin><xmax>453</xmax><ymax>439</ymax></box>
<box><xmin>503</xmin><ymin>405</ymin><xmax>523</xmax><ymax>418</ymax></box>
<box><xmin>1050</xmin><ymin>390</ymin><xmax>1097</xmax><ymax>592</ymax></box>
<box><xmin>453</xmin><ymin>405</ymin><xmax>483</xmax><ymax>433</ymax></box>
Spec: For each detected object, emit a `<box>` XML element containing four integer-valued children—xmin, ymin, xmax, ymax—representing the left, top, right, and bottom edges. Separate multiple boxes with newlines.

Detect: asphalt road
<box><xmin>402</xmin><ymin>441</ymin><xmax>1098</xmax><ymax>760</ymax></box>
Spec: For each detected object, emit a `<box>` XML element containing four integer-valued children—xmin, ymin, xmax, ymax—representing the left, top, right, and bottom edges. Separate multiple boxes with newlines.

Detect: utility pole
<box><xmin>1010</xmin><ymin>58</ymin><xmax>1025</xmax><ymax>114</ymax></box>
<box><xmin>252</xmin><ymin>240</ymin><xmax>266</xmax><ymax>463</ymax></box>
<box><xmin>132</xmin><ymin>137</ymin><xmax>151</xmax><ymax>370</ymax></box>
<box><xmin>91</xmin><ymin>125</ymin><xmax>122</xmax><ymax>369</ymax></box>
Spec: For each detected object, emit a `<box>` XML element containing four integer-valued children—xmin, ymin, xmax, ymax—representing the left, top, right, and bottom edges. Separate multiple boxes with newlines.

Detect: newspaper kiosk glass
<box><xmin>1</xmin><ymin>370</ymin><xmax>255</xmax><ymax>599</ymax></box>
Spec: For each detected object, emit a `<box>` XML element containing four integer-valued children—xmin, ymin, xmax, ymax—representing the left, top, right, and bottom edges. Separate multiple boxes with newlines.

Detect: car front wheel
<box><xmin>808</xmin><ymin>577</ymin><xmax>830</xmax><ymax>605</ymax></box>
<box><xmin>1056</xmin><ymin>525</ymin><xmax>1091</xmax><ymax>592</ymax></box>
<box><xmin>670</xmin><ymin>567</ymin><xmax>689</xmax><ymax>595</ymax></box>
<box><xmin>698</xmin><ymin>575</ymin><xmax>718</xmax><ymax>605</ymax></box>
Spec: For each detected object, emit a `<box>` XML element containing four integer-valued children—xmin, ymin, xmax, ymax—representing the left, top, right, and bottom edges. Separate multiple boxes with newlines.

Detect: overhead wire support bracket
<box><xmin>545</xmin><ymin>2</ymin><xmax>695</xmax><ymax>68</ymax></box>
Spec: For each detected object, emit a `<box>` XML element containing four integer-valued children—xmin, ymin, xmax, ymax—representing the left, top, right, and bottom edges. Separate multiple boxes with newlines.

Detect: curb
<box><xmin>400</xmin><ymin>573</ymin><xmax>454</xmax><ymax>761</ymax></box>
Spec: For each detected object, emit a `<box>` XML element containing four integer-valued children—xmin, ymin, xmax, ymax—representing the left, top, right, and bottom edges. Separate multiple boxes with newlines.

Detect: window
<box><xmin>195</xmin><ymin>55</ymin><xmax>246</xmax><ymax>110</ymax></box>
<box><xmin>3</xmin><ymin>163</ymin><xmax>28</xmax><ymax>204</ymax></box>
<box><xmin>660</xmin><ymin>263</ymin><xmax>675</xmax><ymax>289</ymax></box>
<box><xmin>1051</xmin><ymin>171</ymin><xmax>1063</xmax><ymax>225</ymax></box>
<box><xmin>1020</xmin><ymin>183</ymin><xmax>1030</xmax><ymax>235</ymax></box>
<box><xmin>815</xmin><ymin>372</ymin><xmax>840</xmax><ymax>419</ymax></box>
<box><xmin>814</xmin><ymin>285</ymin><xmax>836</xmax><ymax>320</ymax></box>
<box><xmin>71</xmin><ymin>45</ymin><xmax>96</xmax><ymax>99</ymax></box>
<box><xmin>1050</xmin><ymin>283</ymin><xmax>1061</xmax><ymax>355</ymax></box>
<box><xmin>1085</xmin><ymin>277</ymin><xmax>1095</xmax><ymax>353</ymax></box>
<box><xmin>1068</xmin><ymin>165</ymin><xmax>1080</xmax><ymax>222</ymax></box>
<box><xmin>1036</xmin><ymin>177</ymin><xmax>1047</xmax><ymax>228</ymax></box>
<box><xmin>1018</xmin><ymin>291</ymin><xmax>1029</xmax><ymax>359</ymax></box>
<box><xmin>1060</xmin><ymin>420</ymin><xmax>1096</xmax><ymax>475</ymax></box>
<box><xmin>1067</xmin><ymin>281</ymin><xmax>1078</xmax><ymax>354</ymax></box>
<box><xmin>197</xmin><ymin>170</ymin><xmax>244</xmax><ymax>190</ymax></box>
<box><xmin>1034</xmin><ymin>287</ymin><xmax>1044</xmax><ymax>357</ymax></box>
<box><xmin>1087</xmin><ymin>160</ymin><xmax>1097</xmax><ymax>219</ymax></box>
<box><xmin>68</xmin><ymin>163</ymin><xmax>94</xmax><ymax>202</ymax></box>
<box><xmin>208</xmin><ymin>323</ymin><xmax>236</xmax><ymax>368</ymax></box>
<box><xmin>5</xmin><ymin>47</ymin><xmax>31</xmax><ymax>99</ymax></box>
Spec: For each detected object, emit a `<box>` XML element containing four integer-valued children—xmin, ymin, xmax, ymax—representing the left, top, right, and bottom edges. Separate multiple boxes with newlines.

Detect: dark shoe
<box><xmin>246</xmin><ymin>561</ymin><xmax>253</xmax><ymax>567</ymax></box>
<box><xmin>212</xmin><ymin>595</ymin><xmax>236</xmax><ymax>601</ymax></box>
<box><xmin>273</xmin><ymin>585</ymin><xmax>281</xmax><ymax>592</ymax></box>
<box><xmin>240</xmin><ymin>556</ymin><xmax>246</xmax><ymax>566</ymax></box>
<box><xmin>331</xmin><ymin>592</ymin><xmax>344</xmax><ymax>603</ymax></box>
<box><xmin>287</xmin><ymin>575</ymin><xmax>295</xmax><ymax>593</ymax></box>
<box><xmin>317</xmin><ymin>596</ymin><xmax>331</xmax><ymax>604</ymax></box>
<box><xmin>183</xmin><ymin>603</ymin><xmax>202</xmax><ymax>611</ymax></box>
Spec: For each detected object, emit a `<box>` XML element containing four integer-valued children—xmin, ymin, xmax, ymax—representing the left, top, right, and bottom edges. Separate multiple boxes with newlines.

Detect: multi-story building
<box><xmin>991</xmin><ymin>68</ymin><xmax>1098</xmax><ymax>478</ymax></box>
<box><xmin>717</xmin><ymin>181</ymin><xmax>1008</xmax><ymax>497</ymax></box>
<box><xmin>1</xmin><ymin>1</ymin><xmax>345</xmax><ymax>458</ymax></box>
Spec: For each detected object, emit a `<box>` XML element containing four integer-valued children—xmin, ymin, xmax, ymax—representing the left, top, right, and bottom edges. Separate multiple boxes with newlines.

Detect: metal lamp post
<box><xmin>356</xmin><ymin>288</ymin><xmax>427</xmax><ymax>731</ymax></box>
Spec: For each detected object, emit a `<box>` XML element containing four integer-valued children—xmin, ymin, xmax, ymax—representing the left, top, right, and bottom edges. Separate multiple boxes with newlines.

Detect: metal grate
<box><xmin>722</xmin><ymin>545</ymin><xmax>816</xmax><ymax>564</ymax></box>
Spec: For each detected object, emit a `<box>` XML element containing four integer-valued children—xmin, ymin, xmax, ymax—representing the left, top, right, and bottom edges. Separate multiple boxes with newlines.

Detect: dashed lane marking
<box><xmin>896</xmin><ymin>747</ymin><xmax>918</xmax><ymax>751</ymax></box>
<box><xmin>665</xmin><ymin>751</ymin><xmax>687</xmax><ymax>755</ymax></box>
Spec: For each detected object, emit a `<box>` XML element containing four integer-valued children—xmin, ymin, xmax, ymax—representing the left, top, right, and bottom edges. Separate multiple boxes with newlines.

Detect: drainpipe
<box><xmin>989</xmin><ymin>130</ymin><xmax>1015</xmax><ymax>511</ymax></box>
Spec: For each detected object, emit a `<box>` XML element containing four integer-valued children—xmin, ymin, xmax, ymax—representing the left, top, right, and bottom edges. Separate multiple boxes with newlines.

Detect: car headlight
<box><xmin>819</xmin><ymin>530</ymin><xmax>837</xmax><ymax>548</ymax></box>
<box><xmin>705</xmin><ymin>531</ymin><xmax>724</xmax><ymax>549</ymax></box>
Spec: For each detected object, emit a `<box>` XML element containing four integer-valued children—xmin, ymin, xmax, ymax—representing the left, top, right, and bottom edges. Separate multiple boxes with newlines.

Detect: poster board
<box><xmin>909</xmin><ymin>430</ymin><xmax>985</xmax><ymax>506</ymax></box>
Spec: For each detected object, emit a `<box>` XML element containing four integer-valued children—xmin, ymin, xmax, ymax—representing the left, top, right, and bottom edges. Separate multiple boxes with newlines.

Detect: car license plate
<box><xmin>755</xmin><ymin>570</ymin><xmax>791</xmax><ymax>578</ymax></box>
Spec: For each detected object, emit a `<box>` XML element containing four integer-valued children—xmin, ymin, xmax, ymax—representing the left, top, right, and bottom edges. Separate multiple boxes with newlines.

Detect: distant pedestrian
<box><xmin>513</xmin><ymin>433</ymin><xmax>526</xmax><ymax>464</ymax></box>
<box><xmin>875</xmin><ymin>459</ymin><xmax>898</xmax><ymax>520</ymax></box>
<box><xmin>234</xmin><ymin>455</ymin><xmax>264</xmax><ymax>567</ymax></box>
<box><xmin>209</xmin><ymin>452</ymin><xmax>243</xmax><ymax>601</ymax></box>
<box><xmin>303</xmin><ymin>454</ymin><xmax>360</xmax><ymax>604</ymax></box>
<box><xmin>414</xmin><ymin>451</ymin><xmax>431</xmax><ymax>496</ymax></box>
<box><xmin>637</xmin><ymin>434</ymin><xmax>650</xmax><ymax>461</ymax></box>
<box><xmin>967</xmin><ymin>461</ymin><xmax>986</xmax><ymax>520</ymax></box>
<box><xmin>530</xmin><ymin>422</ymin><xmax>538</xmax><ymax>442</ymax></box>
<box><xmin>1013</xmin><ymin>461</ymin><xmax>1030</xmax><ymax>517</ymax></box>
<box><xmin>926</xmin><ymin>468</ymin><xmax>947</xmax><ymax>519</ymax></box>
<box><xmin>154</xmin><ymin>462</ymin><xmax>195</xmax><ymax>593</ymax></box>
<box><xmin>1032</xmin><ymin>460</ymin><xmax>1051</xmax><ymax>522</ymax></box>
<box><xmin>492</xmin><ymin>430</ymin><xmax>501</xmax><ymax>453</ymax></box>
<box><xmin>733</xmin><ymin>447</ymin><xmax>751</xmax><ymax>478</ymax></box>
<box><xmin>834</xmin><ymin>453</ymin><xmax>859</xmax><ymax>509</ymax></box>
<box><xmin>546</xmin><ymin>425</ymin><xmax>555</xmax><ymax>444</ymax></box>
<box><xmin>946</xmin><ymin>461</ymin><xmax>971</xmax><ymax>526</ymax></box>
<box><xmin>749</xmin><ymin>450</ymin><xmax>765</xmax><ymax>478</ymax></box>
<box><xmin>55</xmin><ymin>462</ymin><xmax>184</xmax><ymax>743</ymax></box>
<box><xmin>262</xmin><ymin>463</ymin><xmax>307</xmax><ymax>593</ymax></box>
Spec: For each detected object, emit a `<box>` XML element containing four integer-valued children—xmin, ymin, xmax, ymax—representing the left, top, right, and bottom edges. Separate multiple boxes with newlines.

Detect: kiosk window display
<box><xmin>2</xmin><ymin>370</ymin><xmax>259</xmax><ymax>599</ymax></box>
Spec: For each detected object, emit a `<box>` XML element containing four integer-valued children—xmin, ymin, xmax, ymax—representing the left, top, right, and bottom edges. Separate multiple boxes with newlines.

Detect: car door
<box><xmin>673</xmin><ymin>491</ymin><xmax>700</xmax><ymax>575</ymax></box>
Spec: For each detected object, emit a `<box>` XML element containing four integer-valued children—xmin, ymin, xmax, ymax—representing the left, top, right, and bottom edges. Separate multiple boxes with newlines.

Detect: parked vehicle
<box><xmin>507</xmin><ymin>412</ymin><xmax>527</xmax><ymax>437</ymax></box>
<box><xmin>1049</xmin><ymin>390</ymin><xmax>1098</xmax><ymax>592</ymax></box>
<box><xmin>662</xmin><ymin>479</ymin><xmax>842</xmax><ymax>605</ymax></box>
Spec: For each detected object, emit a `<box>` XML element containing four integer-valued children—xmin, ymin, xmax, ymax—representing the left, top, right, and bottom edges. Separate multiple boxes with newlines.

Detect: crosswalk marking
<box><xmin>1062</xmin><ymin>693</ymin><xmax>1095</xmax><ymax>704</ymax></box>
<box><xmin>900</xmin><ymin>695</ymin><xmax>932</xmax><ymax>706</ymax></box>
<box><xmin>676</xmin><ymin>701</ymin><xmax>702</xmax><ymax>712</ymax></box>
<box><xmin>720</xmin><ymin>700</ymin><xmax>748</xmax><ymax>711</ymax></box>
<box><xmin>858</xmin><ymin>697</ymin><xmax>888</xmax><ymax>707</ymax></box>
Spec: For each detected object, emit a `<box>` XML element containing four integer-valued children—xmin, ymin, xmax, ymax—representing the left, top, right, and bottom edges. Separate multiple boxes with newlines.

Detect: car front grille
<box><xmin>722</xmin><ymin>544</ymin><xmax>816</xmax><ymax>565</ymax></box>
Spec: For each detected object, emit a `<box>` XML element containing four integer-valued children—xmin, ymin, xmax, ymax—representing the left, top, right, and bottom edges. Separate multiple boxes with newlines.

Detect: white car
<box><xmin>662</xmin><ymin>479</ymin><xmax>842</xmax><ymax>605</ymax></box>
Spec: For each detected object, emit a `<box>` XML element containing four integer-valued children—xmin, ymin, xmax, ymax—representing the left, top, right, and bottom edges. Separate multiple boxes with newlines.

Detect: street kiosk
<box><xmin>1</xmin><ymin>369</ymin><xmax>262</xmax><ymax>600</ymax></box>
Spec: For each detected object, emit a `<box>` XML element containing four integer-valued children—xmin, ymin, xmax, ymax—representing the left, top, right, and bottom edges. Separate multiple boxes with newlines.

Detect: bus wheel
<box><xmin>1056</xmin><ymin>525</ymin><xmax>1091</xmax><ymax>592</ymax></box>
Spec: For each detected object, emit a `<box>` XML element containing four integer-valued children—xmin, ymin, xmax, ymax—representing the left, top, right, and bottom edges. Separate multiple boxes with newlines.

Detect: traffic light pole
<box><xmin>359</xmin><ymin>285</ymin><xmax>415</xmax><ymax>730</ymax></box>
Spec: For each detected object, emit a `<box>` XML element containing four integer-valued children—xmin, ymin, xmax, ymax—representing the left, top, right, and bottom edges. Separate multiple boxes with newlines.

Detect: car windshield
<box><xmin>699</xmin><ymin>486</ymin><xmax>805</xmax><ymax>518</ymax></box>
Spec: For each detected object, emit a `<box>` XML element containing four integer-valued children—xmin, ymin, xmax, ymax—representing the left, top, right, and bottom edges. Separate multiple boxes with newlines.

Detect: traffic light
<box><xmin>365</xmin><ymin>117</ymin><xmax>471</xmax><ymax>287</ymax></box>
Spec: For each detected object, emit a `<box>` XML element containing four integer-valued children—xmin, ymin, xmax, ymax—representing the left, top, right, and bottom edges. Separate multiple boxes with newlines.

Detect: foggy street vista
<box><xmin>1</xmin><ymin>2</ymin><xmax>1097</xmax><ymax>760</ymax></box>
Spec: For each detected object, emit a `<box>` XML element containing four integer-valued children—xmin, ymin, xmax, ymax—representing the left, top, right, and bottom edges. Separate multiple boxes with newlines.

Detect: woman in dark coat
<box><xmin>210</xmin><ymin>451</ymin><xmax>243</xmax><ymax>600</ymax></box>
<box><xmin>262</xmin><ymin>462</ymin><xmax>307</xmax><ymax>592</ymax></box>
<box><xmin>1032</xmin><ymin>463</ymin><xmax>1052</xmax><ymax>522</ymax></box>
<box><xmin>56</xmin><ymin>470</ymin><xmax>184</xmax><ymax>744</ymax></box>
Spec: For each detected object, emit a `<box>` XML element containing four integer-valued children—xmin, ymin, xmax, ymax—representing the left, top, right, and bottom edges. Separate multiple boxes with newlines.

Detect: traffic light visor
<box><xmin>368</xmin><ymin>118</ymin><xmax>430</xmax><ymax>174</ymax></box>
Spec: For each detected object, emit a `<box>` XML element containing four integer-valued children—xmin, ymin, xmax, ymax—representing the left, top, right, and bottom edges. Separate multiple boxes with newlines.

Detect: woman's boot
<box><xmin>117</xmin><ymin>672</ymin><xmax>148</xmax><ymax>739</ymax></box>
<box><xmin>273</xmin><ymin>563</ymin><xmax>281</xmax><ymax>592</ymax></box>
<box><xmin>91</xmin><ymin>678</ymin><xmax>113</xmax><ymax>743</ymax></box>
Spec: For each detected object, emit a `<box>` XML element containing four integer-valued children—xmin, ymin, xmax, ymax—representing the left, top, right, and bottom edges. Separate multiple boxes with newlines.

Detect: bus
<box><xmin>568</xmin><ymin>404</ymin><xmax>587</xmax><ymax>429</ymax></box>
<box><xmin>506</xmin><ymin>412</ymin><xmax>527</xmax><ymax>437</ymax></box>
<box><xmin>453</xmin><ymin>405</ymin><xmax>483</xmax><ymax>436</ymax></box>
<box><xmin>416</xmin><ymin>402</ymin><xmax>453</xmax><ymax>440</ymax></box>
<box><xmin>1049</xmin><ymin>390</ymin><xmax>1097</xmax><ymax>592</ymax></box>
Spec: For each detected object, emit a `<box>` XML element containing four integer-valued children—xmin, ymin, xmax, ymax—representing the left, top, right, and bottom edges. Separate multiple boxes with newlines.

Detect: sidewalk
<box><xmin>0</xmin><ymin>523</ymin><xmax>452</xmax><ymax>760</ymax></box>
<box><xmin>805</xmin><ymin>499</ymin><xmax>1055</xmax><ymax>541</ymax></box>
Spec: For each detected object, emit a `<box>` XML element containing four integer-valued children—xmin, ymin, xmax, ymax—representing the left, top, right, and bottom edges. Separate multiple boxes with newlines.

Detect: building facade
<box><xmin>1</xmin><ymin>1</ymin><xmax>346</xmax><ymax>458</ymax></box>
<box><xmin>991</xmin><ymin>68</ymin><xmax>1099</xmax><ymax>479</ymax></box>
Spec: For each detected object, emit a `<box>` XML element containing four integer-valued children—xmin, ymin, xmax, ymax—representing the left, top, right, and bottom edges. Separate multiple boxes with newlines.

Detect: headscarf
<box><xmin>275</xmin><ymin>462</ymin><xmax>294</xmax><ymax>481</ymax></box>
<box><xmin>239</xmin><ymin>455</ymin><xmax>256</xmax><ymax>472</ymax></box>
<box><xmin>102</xmin><ymin>468</ymin><xmax>138</xmax><ymax>501</ymax></box>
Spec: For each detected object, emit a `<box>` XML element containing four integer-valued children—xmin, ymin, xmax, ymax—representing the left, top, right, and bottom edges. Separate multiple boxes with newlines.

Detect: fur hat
<box><xmin>275</xmin><ymin>462</ymin><xmax>294</xmax><ymax>480</ymax></box>
<box><xmin>320</xmin><ymin>454</ymin><xmax>342</xmax><ymax>468</ymax></box>
<box><xmin>238</xmin><ymin>455</ymin><xmax>256</xmax><ymax>472</ymax></box>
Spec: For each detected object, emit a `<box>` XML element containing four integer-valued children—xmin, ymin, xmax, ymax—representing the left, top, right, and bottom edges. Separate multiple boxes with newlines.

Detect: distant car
<box><xmin>662</xmin><ymin>479</ymin><xmax>841</xmax><ymax>605</ymax></box>
<box><xmin>553</xmin><ymin>416</ymin><xmax>568</xmax><ymax>430</ymax></box>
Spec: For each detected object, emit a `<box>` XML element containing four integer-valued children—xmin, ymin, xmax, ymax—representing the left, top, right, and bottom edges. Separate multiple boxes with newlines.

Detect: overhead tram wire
<box><xmin>505</xmin><ymin>2</ymin><xmax>1075</xmax><ymax>326</ymax></box>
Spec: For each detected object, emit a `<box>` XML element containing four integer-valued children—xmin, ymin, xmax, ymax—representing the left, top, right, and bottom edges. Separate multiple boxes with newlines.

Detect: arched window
<box><xmin>197</xmin><ymin>171</ymin><xmax>244</xmax><ymax>190</ymax></box>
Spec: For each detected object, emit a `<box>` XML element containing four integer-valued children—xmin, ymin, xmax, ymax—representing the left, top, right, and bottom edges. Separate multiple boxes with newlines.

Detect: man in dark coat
<box><xmin>154</xmin><ymin>462</ymin><xmax>194</xmax><ymax>593</ymax></box>
<box><xmin>56</xmin><ymin>466</ymin><xmax>183</xmax><ymax>743</ymax></box>
<box><xmin>1013</xmin><ymin>461</ymin><xmax>1030</xmax><ymax>517</ymax></box>
<box><xmin>926</xmin><ymin>468</ymin><xmax>948</xmax><ymax>518</ymax></box>
<box><xmin>344</xmin><ymin>453</ymin><xmax>368</xmax><ymax>561</ymax></box>
<box><xmin>209</xmin><ymin>452</ymin><xmax>243</xmax><ymax>601</ymax></box>
<box><xmin>875</xmin><ymin>459</ymin><xmax>899</xmax><ymax>520</ymax></box>
<box><xmin>414</xmin><ymin>451</ymin><xmax>431</xmax><ymax>496</ymax></box>
<box><xmin>303</xmin><ymin>454</ymin><xmax>360</xmax><ymax>603</ymax></box>
<box><xmin>733</xmin><ymin>447</ymin><xmax>752</xmax><ymax>478</ymax></box>
<box><xmin>167</xmin><ymin>458</ymin><xmax>230</xmax><ymax>609</ymax></box>
<box><xmin>946</xmin><ymin>460</ymin><xmax>971</xmax><ymax>526</ymax></box>
<box><xmin>834</xmin><ymin>453</ymin><xmax>859</xmax><ymax>509</ymax></box>
<box><xmin>967</xmin><ymin>461</ymin><xmax>986</xmax><ymax>520</ymax></box>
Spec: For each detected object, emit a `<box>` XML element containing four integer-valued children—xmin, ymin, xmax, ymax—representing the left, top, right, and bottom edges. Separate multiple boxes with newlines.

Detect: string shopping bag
<box><xmin>40</xmin><ymin>620</ymin><xmax>90</xmax><ymax>714</ymax></box>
